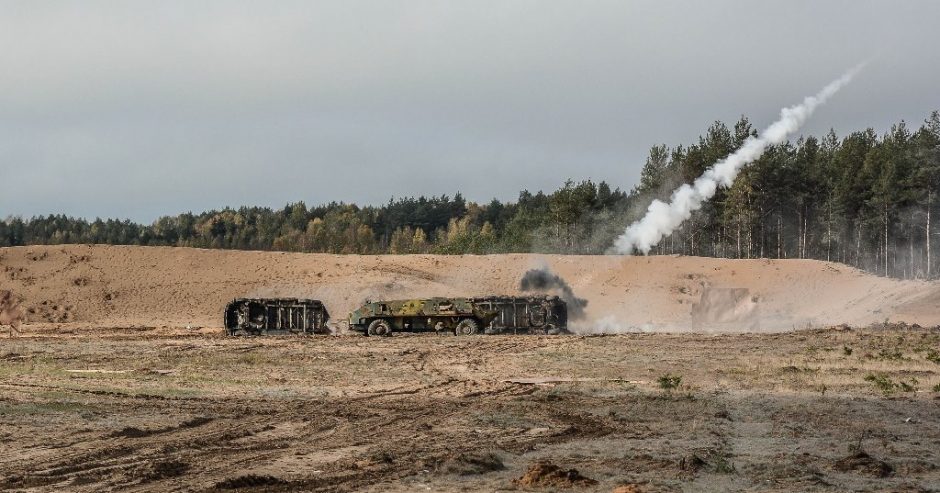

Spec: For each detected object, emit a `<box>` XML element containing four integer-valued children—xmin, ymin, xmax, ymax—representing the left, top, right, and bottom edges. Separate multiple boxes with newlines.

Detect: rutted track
<box><xmin>1</xmin><ymin>329</ymin><xmax>939</xmax><ymax>491</ymax></box>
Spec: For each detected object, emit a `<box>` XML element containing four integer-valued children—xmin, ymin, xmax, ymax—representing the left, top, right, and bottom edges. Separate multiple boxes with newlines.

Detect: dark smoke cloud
<box><xmin>519</xmin><ymin>268</ymin><xmax>588</xmax><ymax>320</ymax></box>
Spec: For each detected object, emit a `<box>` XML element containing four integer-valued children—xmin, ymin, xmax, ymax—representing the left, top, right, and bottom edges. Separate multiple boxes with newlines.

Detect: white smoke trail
<box><xmin>613</xmin><ymin>64</ymin><xmax>866</xmax><ymax>255</ymax></box>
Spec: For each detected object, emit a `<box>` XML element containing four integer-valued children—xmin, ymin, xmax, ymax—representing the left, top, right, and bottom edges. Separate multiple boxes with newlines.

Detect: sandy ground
<box><xmin>1</xmin><ymin>245</ymin><xmax>938</xmax><ymax>332</ymax></box>
<box><xmin>1</xmin><ymin>327</ymin><xmax>939</xmax><ymax>492</ymax></box>
<box><xmin>1</xmin><ymin>245</ymin><xmax>939</xmax><ymax>492</ymax></box>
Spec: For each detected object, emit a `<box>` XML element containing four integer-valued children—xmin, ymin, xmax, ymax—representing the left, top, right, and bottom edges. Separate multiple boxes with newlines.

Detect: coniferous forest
<box><xmin>3</xmin><ymin>111</ymin><xmax>939</xmax><ymax>280</ymax></box>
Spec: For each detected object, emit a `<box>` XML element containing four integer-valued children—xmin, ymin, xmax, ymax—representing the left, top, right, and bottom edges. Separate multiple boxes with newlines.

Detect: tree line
<box><xmin>2</xmin><ymin>111</ymin><xmax>938</xmax><ymax>279</ymax></box>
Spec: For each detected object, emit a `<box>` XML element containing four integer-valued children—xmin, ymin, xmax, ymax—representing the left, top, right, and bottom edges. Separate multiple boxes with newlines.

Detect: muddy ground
<box><xmin>1</xmin><ymin>325</ymin><xmax>939</xmax><ymax>492</ymax></box>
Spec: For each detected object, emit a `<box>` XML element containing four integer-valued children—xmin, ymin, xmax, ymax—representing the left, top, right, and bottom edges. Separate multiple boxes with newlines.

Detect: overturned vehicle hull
<box><xmin>470</xmin><ymin>296</ymin><xmax>569</xmax><ymax>334</ymax></box>
<box><xmin>224</xmin><ymin>298</ymin><xmax>330</xmax><ymax>336</ymax></box>
<box><xmin>348</xmin><ymin>297</ymin><xmax>498</xmax><ymax>336</ymax></box>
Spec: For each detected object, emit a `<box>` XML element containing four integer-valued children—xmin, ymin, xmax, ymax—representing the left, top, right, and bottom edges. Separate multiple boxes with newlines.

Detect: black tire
<box><xmin>367</xmin><ymin>319</ymin><xmax>392</xmax><ymax>337</ymax></box>
<box><xmin>454</xmin><ymin>318</ymin><xmax>479</xmax><ymax>336</ymax></box>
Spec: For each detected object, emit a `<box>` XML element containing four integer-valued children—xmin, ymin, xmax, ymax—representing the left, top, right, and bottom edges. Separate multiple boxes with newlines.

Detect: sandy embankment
<box><xmin>0</xmin><ymin>244</ymin><xmax>937</xmax><ymax>332</ymax></box>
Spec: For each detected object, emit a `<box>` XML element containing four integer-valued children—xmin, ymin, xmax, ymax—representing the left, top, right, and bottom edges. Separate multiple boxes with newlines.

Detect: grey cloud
<box><xmin>1</xmin><ymin>1</ymin><xmax>938</xmax><ymax>222</ymax></box>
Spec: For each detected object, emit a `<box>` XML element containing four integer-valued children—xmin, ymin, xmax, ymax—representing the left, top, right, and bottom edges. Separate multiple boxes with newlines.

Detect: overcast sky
<box><xmin>1</xmin><ymin>1</ymin><xmax>938</xmax><ymax>222</ymax></box>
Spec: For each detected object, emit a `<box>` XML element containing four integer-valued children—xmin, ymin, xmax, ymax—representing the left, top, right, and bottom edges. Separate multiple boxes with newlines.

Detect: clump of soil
<box><xmin>111</xmin><ymin>426</ymin><xmax>152</xmax><ymax>438</ymax></box>
<box><xmin>364</xmin><ymin>450</ymin><xmax>395</xmax><ymax>465</ymax></box>
<box><xmin>214</xmin><ymin>474</ymin><xmax>286</xmax><ymax>489</ymax></box>
<box><xmin>439</xmin><ymin>451</ymin><xmax>505</xmax><ymax>475</ymax></box>
<box><xmin>832</xmin><ymin>451</ymin><xmax>893</xmax><ymax>477</ymax></box>
<box><xmin>513</xmin><ymin>460</ymin><xmax>597</xmax><ymax>488</ymax></box>
<box><xmin>179</xmin><ymin>416</ymin><xmax>213</xmax><ymax>428</ymax></box>
<box><xmin>144</xmin><ymin>459</ymin><xmax>189</xmax><ymax>480</ymax></box>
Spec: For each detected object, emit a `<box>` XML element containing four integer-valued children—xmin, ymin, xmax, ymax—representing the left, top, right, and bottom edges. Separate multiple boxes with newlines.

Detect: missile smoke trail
<box><xmin>612</xmin><ymin>64</ymin><xmax>866</xmax><ymax>255</ymax></box>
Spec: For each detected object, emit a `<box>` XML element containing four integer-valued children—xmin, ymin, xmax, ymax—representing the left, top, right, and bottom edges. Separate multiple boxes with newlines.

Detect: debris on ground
<box><xmin>439</xmin><ymin>451</ymin><xmax>505</xmax><ymax>475</ymax></box>
<box><xmin>678</xmin><ymin>453</ymin><xmax>706</xmax><ymax>472</ymax></box>
<box><xmin>832</xmin><ymin>450</ymin><xmax>893</xmax><ymax>477</ymax></box>
<box><xmin>513</xmin><ymin>460</ymin><xmax>597</xmax><ymax>488</ymax></box>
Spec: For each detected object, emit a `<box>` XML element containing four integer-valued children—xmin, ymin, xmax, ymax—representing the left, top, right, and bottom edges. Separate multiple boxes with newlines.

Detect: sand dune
<box><xmin>0</xmin><ymin>244</ymin><xmax>936</xmax><ymax>332</ymax></box>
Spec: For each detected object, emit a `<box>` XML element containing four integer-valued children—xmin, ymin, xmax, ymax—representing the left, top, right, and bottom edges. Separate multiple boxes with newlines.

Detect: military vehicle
<box><xmin>348</xmin><ymin>297</ymin><xmax>499</xmax><ymax>336</ymax></box>
<box><xmin>470</xmin><ymin>295</ymin><xmax>569</xmax><ymax>334</ymax></box>
<box><xmin>224</xmin><ymin>298</ymin><xmax>330</xmax><ymax>336</ymax></box>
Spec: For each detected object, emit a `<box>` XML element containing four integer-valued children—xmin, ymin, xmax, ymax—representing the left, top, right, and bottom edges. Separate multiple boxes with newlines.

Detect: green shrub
<box><xmin>864</xmin><ymin>374</ymin><xmax>896</xmax><ymax>395</ymax></box>
<box><xmin>657</xmin><ymin>373</ymin><xmax>682</xmax><ymax>390</ymax></box>
<box><xmin>865</xmin><ymin>374</ymin><xmax>917</xmax><ymax>394</ymax></box>
<box><xmin>925</xmin><ymin>349</ymin><xmax>940</xmax><ymax>364</ymax></box>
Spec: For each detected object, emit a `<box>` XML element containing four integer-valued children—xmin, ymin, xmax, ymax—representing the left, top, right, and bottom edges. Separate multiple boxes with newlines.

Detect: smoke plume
<box><xmin>0</xmin><ymin>290</ymin><xmax>25</xmax><ymax>334</ymax></box>
<box><xmin>520</xmin><ymin>267</ymin><xmax>588</xmax><ymax>319</ymax></box>
<box><xmin>612</xmin><ymin>64</ymin><xmax>866</xmax><ymax>255</ymax></box>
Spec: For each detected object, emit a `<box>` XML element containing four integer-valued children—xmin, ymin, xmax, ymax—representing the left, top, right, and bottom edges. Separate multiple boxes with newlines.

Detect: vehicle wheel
<box><xmin>545</xmin><ymin>324</ymin><xmax>561</xmax><ymax>335</ymax></box>
<box><xmin>367</xmin><ymin>319</ymin><xmax>392</xmax><ymax>337</ymax></box>
<box><xmin>454</xmin><ymin>318</ymin><xmax>479</xmax><ymax>336</ymax></box>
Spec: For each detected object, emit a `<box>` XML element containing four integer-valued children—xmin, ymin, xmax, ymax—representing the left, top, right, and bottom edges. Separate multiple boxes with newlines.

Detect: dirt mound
<box><xmin>832</xmin><ymin>451</ymin><xmax>893</xmax><ymax>477</ymax></box>
<box><xmin>438</xmin><ymin>451</ymin><xmax>505</xmax><ymax>475</ymax></box>
<box><xmin>1</xmin><ymin>245</ymin><xmax>938</xmax><ymax>332</ymax></box>
<box><xmin>513</xmin><ymin>460</ymin><xmax>597</xmax><ymax>488</ymax></box>
<box><xmin>214</xmin><ymin>474</ymin><xmax>286</xmax><ymax>489</ymax></box>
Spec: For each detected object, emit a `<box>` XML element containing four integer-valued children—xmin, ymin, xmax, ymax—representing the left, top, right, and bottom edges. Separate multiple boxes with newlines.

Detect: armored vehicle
<box><xmin>348</xmin><ymin>297</ymin><xmax>499</xmax><ymax>336</ymax></box>
<box><xmin>224</xmin><ymin>298</ymin><xmax>330</xmax><ymax>336</ymax></box>
<box><xmin>470</xmin><ymin>295</ymin><xmax>569</xmax><ymax>334</ymax></box>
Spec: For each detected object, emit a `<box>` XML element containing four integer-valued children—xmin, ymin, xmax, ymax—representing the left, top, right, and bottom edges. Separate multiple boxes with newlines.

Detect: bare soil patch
<box><xmin>0</xmin><ymin>327</ymin><xmax>938</xmax><ymax>491</ymax></box>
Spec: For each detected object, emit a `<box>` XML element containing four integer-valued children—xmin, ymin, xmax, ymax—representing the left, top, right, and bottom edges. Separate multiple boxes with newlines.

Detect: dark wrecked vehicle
<box><xmin>470</xmin><ymin>295</ymin><xmax>569</xmax><ymax>334</ymax></box>
<box><xmin>224</xmin><ymin>298</ymin><xmax>330</xmax><ymax>335</ymax></box>
<box><xmin>348</xmin><ymin>297</ymin><xmax>499</xmax><ymax>336</ymax></box>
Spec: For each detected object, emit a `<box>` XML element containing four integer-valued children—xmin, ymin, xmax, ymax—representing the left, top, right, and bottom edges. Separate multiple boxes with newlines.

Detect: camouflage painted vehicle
<box><xmin>348</xmin><ymin>297</ymin><xmax>499</xmax><ymax>336</ymax></box>
<box><xmin>470</xmin><ymin>295</ymin><xmax>569</xmax><ymax>334</ymax></box>
<box><xmin>224</xmin><ymin>298</ymin><xmax>330</xmax><ymax>336</ymax></box>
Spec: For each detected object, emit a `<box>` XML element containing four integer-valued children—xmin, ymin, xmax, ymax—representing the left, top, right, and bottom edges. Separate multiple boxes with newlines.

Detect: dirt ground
<box><xmin>1</xmin><ymin>245</ymin><xmax>938</xmax><ymax>491</ymax></box>
<box><xmin>1</xmin><ymin>245</ymin><xmax>939</xmax><ymax>333</ymax></box>
<box><xmin>1</xmin><ymin>325</ymin><xmax>938</xmax><ymax>492</ymax></box>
